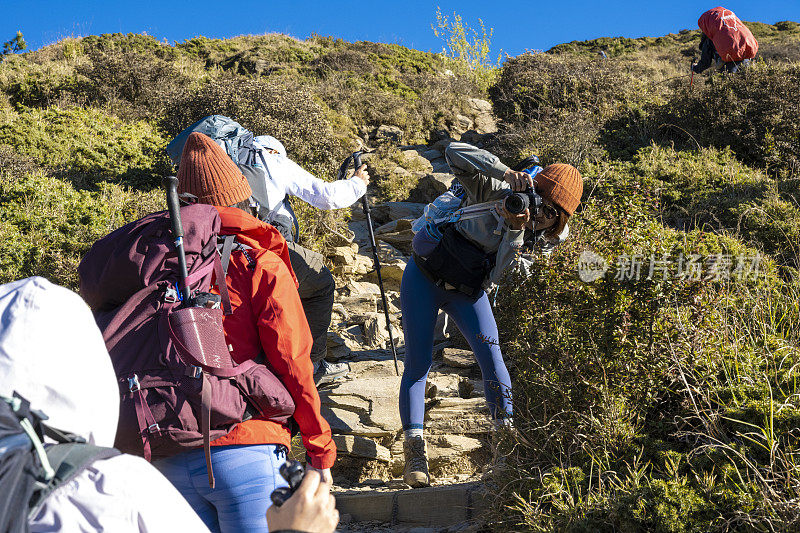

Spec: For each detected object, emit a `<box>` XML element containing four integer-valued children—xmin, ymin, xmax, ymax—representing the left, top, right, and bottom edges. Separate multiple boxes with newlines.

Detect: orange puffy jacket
<box><xmin>208</xmin><ymin>206</ymin><xmax>336</xmax><ymax>470</ymax></box>
<box><xmin>698</xmin><ymin>7</ymin><xmax>758</xmax><ymax>63</ymax></box>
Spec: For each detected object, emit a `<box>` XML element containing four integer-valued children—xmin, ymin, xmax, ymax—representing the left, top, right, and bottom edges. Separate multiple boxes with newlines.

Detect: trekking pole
<box><xmin>163</xmin><ymin>176</ymin><xmax>191</xmax><ymax>303</ymax></box>
<box><xmin>690</xmin><ymin>58</ymin><xmax>696</xmax><ymax>89</ymax></box>
<box><xmin>338</xmin><ymin>152</ymin><xmax>400</xmax><ymax>376</ymax></box>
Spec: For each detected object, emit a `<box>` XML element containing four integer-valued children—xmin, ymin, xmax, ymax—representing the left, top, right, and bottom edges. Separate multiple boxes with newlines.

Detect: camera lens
<box><xmin>504</xmin><ymin>192</ymin><xmax>530</xmax><ymax>214</ymax></box>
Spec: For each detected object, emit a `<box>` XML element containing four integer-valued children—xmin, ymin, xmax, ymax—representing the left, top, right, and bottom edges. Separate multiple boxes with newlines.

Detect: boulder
<box><xmin>430</xmin><ymin>158</ymin><xmax>452</xmax><ymax>174</ymax></box>
<box><xmin>329</xmin><ymin>243</ymin><xmax>359</xmax><ymax>266</ymax></box>
<box><xmin>420</xmin><ymin>148</ymin><xmax>443</xmax><ymax>161</ymax></box>
<box><xmin>441</xmin><ymin>348</ymin><xmax>476</xmax><ymax>369</ymax></box>
<box><xmin>362</xmin><ymin>258</ymin><xmax>406</xmax><ymax>286</ymax></box>
<box><xmin>459</xmin><ymin>130</ymin><xmax>485</xmax><ymax>146</ymax></box>
<box><xmin>374</xmin><ymin>218</ymin><xmax>413</xmax><ymax>235</ymax></box>
<box><xmin>454</xmin><ymin>114</ymin><xmax>474</xmax><ymax>132</ymax></box>
<box><xmin>474</xmin><ymin>114</ymin><xmax>497</xmax><ymax>134</ymax></box>
<box><xmin>322</xmin><ymin>361</ymin><xmax>404</xmax><ymax>432</ymax></box>
<box><xmin>466</xmin><ymin>98</ymin><xmax>497</xmax><ymax>134</ymax></box>
<box><xmin>401</xmin><ymin>150</ymin><xmax>434</xmax><ymax>172</ymax></box>
<box><xmin>424</xmin><ymin>398</ymin><xmax>493</xmax><ymax>435</ymax></box>
<box><xmin>427</xmin><ymin>434</ymin><xmax>484</xmax><ymax>467</ymax></box>
<box><xmin>467</xmin><ymin>98</ymin><xmax>493</xmax><ymax>113</ymax></box>
<box><xmin>376</xmin><ymin>241</ymin><xmax>406</xmax><ymax>263</ymax></box>
<box><xmin>371</xmin><ymin>125</ymin><xmax>404</xmax><ymax>144</ymax></box>
<box><xmin>338</xmin><ymin>253</ymin><xmax>374</xmax><ymax>277</ymax></box>
<box><xmin>345</xmin><ymin>280</ymin><xmax>382</xmax><ymax>296</ymax></box>
<box><xmin>408</xmin><ymin>172</ymin><xmax>453</xmax><ymax>203</ymax></box>
<box><xmin>362</xmin><ymin>312</ymin><xmax>403</xmax><ymax>347</ymax></box>
<box><xmin>321</xmin><ymin>406</ymin><xmax>389</xmax><ymax>437</ymax></box>
<box><xmin>371</xmin><ymin>202</ymin><xmax>426</xmax><ymax>225</ymax></box>
<box><xmin>376</xmin><ymin>229</ymin><xmax>414</xmax><ymax>254</ymax></box>
<box><xmin>326</xmin><ymin>331</ymin><xmax>353</xmax><ymax>360</ymax></box>
<box><xmin>432</xmin><ymin>139</ymin><xmax>454</xmax><ymax>153</ymax></box>
<box><xmin>333</xmin><ymin>435</ymin><xmax>391</xmax><ymax>463</ymax></box>
<box><xmin>320</xmin><ymin>391</ymin><xmax>371</xmax><ymax>414</ymax></box>
<box><xmin>335</xmin><ymin>295</ymin><xmax>377</xmax><ymax>316</ymax></box>
<box><xmin>348</xmin><ymin>219</ymin><xmax>370</xmax><ymax>245</ymax></box>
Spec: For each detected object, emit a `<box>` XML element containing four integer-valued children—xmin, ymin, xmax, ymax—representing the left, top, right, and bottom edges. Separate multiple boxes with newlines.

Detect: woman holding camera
<box><xmin>399</xmin><ymin>142</ymin><xmax>583</xmax><ymax>487</ymax></box>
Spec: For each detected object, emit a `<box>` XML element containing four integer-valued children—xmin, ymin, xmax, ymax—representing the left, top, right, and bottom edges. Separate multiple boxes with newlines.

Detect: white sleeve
<box><xmin>31</xmin><ymin>454</ymin><xmax>211</xmax><ymax>533</ymax></box>
<box><xmin>276</xmin><ymin>157</ymin><xmax>367</xmax><ymax>210</ymax></box>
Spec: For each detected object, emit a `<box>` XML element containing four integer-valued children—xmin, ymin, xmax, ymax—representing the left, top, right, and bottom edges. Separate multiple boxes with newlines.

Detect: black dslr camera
<box><xmin>504</xmin><ymin>187</ymin><xmax>543</xmax><ymax>215</ymax></box>
<box><xmin>270</xmin><ymin>460</ymin><xmax>306</xmax><ymax>507</ymax></box>
<box><xmin>504</xmin><ymin>154</ymin><xmax>544</xmax><ymax>215</ymax></box>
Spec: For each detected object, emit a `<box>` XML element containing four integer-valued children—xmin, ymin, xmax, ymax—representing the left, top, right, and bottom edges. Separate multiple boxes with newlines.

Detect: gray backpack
<box><xmin>0</xmin><ymin>393</ymin><xmax>120</xmax><ymax>533</ymax></box>
<box><xmin>166</xmin><ymin>115</ymin><xmax>299</xmax><ymax>241</ymax></box>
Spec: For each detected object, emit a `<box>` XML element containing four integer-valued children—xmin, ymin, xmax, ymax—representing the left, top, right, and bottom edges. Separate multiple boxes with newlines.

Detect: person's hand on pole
<box><xmin>266</xmin><ymin>469</ymin><xmax>339</xmax><ymax>533</ymax></box>
<box><xmin>352</xmin><ymin>163</ymin><xmax>370</xmax><ymax>187</ymax></box>
<box><xmin>496</xmin><ymin>202</ymin><xmax>530</xmax><ymax>230</ymax></box>
<box><xmin>503</xmin><ymin>169</ymin><xmax>533</xmax><ymax>191</ymax></box>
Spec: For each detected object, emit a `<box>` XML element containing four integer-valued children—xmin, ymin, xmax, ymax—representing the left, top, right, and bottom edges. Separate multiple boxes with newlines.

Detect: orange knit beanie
<box><xmin>177</xmin><ymin>132</ymin><xmax>252</xmax><ymax>206</ymax></box>
<box><xmin>535</xmin><ymin>163</ymin><xmax>583</xmax><ymax>216</ymax></box>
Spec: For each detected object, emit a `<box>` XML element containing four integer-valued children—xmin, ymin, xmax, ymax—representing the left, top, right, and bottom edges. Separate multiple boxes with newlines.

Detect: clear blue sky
<box><xmin>4</xmin><ymin>1</ymin><xmax>799</xmax><ymax>57</ymax></box>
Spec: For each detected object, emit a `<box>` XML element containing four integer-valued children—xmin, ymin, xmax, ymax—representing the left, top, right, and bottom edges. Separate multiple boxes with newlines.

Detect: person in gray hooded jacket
<box><xmin>0</xmin><ymin>277</ymin><xmax>211</xmax><ymax>532</ymax></box>
<box><xmin>399</xmin><ymin>142</ymin><xmax>584</xmax><ymax>487</ymax></box>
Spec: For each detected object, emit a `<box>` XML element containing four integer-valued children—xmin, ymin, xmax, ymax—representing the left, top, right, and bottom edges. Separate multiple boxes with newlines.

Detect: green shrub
<box><xmin>73</xmin><ymin>48</ymin><xmax>196</xmax><ymax>119</ymax></box>
<box><xmin>591</xmin><ymin>145</ymin><xmax>800</xmax><ymax>268</ymax></box>
<box><xmin>0</xmin><ymin>106</ymin><xmax>171</xmax><ymax>188</ymax></box>
<box><xmin>162</xmin><ymin>75</ymin><xmax>344</xmax><ymax>177</ymax></box>
<box><xmin>488</xmin><ymin>53</ymin><xmax>662</xmax><ymax>166</ymax></box>
<box><xmin>0</xmin><ymin>149</ymin><xmax>161</xmax><ymax>289</ymax></box>
<box><xmin>487</xmin><ymin>152</ymin><xmax>800</xmax><ymax>531</ymax></box>
<box><xmin>611</xmin><ymin>62</ymin><xmax>800</xmax><ymax>177</ymax></box>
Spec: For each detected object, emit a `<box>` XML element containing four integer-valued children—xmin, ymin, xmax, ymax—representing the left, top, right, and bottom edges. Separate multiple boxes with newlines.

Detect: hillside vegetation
<box><xmin>1</xmin><ymin>18</ymin><xmax>800</xmax><ymax>532</ymax></box>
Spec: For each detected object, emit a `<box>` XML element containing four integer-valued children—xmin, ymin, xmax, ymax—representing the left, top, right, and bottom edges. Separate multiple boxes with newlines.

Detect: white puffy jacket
<box><xmin>0</xmin><ymin>277</ymin><xmax>210</xmax><ymax>533</ymax></box>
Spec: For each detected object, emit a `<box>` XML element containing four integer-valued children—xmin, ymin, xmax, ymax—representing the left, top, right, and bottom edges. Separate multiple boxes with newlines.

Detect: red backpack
<box><xmin>699</xmin><ymin>7</ymin><xmax>758</xmax><ymax>62</ymax></box>
<box><xmin>78</xmin><ymin>204</ymin><xmax>295</xmax><ymax>486</ymax></box>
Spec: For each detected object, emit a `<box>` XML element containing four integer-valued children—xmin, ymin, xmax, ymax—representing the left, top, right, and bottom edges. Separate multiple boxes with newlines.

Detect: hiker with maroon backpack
<box><xmin>692</xmin><ymin>7</ymin><xmax>758</xmax><ymax>74</ymax></box>
<box><xmin>79</xmin><ymin>132</ymin><xmax>336</xmax><ymax>533</ymax></box>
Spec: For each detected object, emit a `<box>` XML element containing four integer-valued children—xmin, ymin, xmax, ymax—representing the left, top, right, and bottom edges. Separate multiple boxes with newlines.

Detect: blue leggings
<box><xmin>399</xmin><ymin>257</ymin><xmax>512</xmax><ymax>430</ymax></box>
<box><xmin>154</xmin><ymin>444</ymin><xmax>288</xmax><ymax>533</ymax></box>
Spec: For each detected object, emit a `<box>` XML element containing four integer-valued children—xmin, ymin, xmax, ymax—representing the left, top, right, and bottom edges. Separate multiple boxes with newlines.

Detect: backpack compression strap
<box><xmin>28</xmin><ymin>442</ymin><xmax>120</xmax><ymax>519</ymax></box>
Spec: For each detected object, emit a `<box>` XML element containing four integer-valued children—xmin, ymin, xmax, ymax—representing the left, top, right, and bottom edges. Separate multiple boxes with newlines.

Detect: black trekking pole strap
<box><xmin>347</xmin><ymin>152</ymin><xmax>400</xmax><ymax>376</ymax></box>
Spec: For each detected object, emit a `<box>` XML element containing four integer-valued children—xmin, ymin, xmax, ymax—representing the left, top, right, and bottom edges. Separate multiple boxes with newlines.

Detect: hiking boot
<box><xmin>403</xmin><ymin>436</ymin><xmax>431</xmax><ymax>488</ymax></box>
<box><xmin>313</xmin><ymin>360</ymin><xmax>350</xmax><ymax>386</ymax></box>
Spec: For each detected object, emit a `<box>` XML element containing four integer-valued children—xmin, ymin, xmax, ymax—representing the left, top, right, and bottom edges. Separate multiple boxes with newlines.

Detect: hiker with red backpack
<box><xmin>692</xmin><ymin>7</ymin><xmax>758</xmax><ymax>74</ymax></box>
<box><xmin>79</xmin><ymin>132</ymin><xmax>336</xmax><ymax>533</ymax></box>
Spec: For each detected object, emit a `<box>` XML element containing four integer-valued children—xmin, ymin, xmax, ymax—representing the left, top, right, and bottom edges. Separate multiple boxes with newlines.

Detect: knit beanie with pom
<box><xmin>534</xmin><ymin>163</ymin><xmax>583</xmax><ymax>216</ymax></box>
<box><xmin>177</xmin><ymin>132</ymin><xmax>252</xmax><ymax>207</ymax></box>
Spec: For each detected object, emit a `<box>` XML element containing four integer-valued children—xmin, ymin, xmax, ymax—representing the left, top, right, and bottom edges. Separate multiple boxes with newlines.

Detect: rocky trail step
<box><xmin>334</xmin><ymin>481</ymin><xmax>486</xmax><ymax>532</ymax></box>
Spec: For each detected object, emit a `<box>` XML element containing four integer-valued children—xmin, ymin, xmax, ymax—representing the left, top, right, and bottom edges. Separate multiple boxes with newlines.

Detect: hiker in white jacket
<box><xmin>254</xmin><ymin>135</ymin><xmax>369</xmax><ymax>385</ymax></box>
<box><xmin>0</xmin><ymin>277</ymin><xmax>211</xmax><ymax>533</ymax></box>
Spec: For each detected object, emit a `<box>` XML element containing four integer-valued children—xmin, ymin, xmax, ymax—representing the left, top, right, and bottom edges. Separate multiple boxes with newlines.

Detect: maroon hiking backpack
<box><xmin>78</xmin><ymin>204</ymin><xmax>295</xmax><ymax>486</ymax></box>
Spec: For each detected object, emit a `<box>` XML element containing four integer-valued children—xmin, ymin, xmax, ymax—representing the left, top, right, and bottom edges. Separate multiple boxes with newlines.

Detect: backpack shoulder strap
<box><xmin>28</xmin><ymin>442</ymin><xmax>120</xmax><ymax>518</ymax></box>
<box><xmin>220</xmin><ymin>235</ymin><xmax>235</xmax><ymax>275</ymax></box>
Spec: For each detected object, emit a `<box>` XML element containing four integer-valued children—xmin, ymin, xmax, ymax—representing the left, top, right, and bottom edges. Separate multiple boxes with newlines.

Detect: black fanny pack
<box><xmin>414</xmin><ymin>225</ymin><xmax>495</xmax><ymax>300</ymax></box>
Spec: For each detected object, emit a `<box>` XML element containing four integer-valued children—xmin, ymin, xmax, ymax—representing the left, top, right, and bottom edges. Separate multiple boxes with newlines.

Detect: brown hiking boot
<box><xmin>403</xmin><ymin>435</ymin><xmax>431</xmax><ymax>488</ymax></box>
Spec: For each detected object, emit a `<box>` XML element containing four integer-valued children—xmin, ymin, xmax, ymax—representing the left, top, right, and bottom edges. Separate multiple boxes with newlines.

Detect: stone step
<box><xmin>335</xmin><ymin>482</ymin><xmax>486</xmax><ymax>528</ymax></box>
